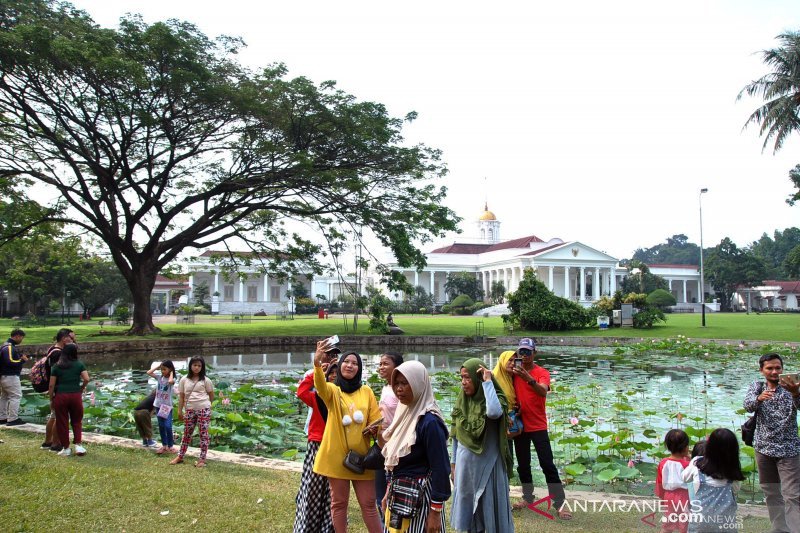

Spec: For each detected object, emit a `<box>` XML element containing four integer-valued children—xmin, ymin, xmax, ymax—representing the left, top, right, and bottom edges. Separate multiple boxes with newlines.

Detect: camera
<box><xmin>389</xmin><ymin>512</ymin><xmax>403</xmax><ymax>529</ymax></box>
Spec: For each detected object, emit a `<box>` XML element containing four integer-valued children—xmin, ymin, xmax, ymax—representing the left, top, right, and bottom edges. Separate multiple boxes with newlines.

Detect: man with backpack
<box><xmin>0</xmin><ymin>328</ymin><xmax>29</xmax><ymax>426</ymax></box>
<box><xmin>38</xmin><ymin>329</ymin><xmax>75</xmax><ymax>451</ymax></box>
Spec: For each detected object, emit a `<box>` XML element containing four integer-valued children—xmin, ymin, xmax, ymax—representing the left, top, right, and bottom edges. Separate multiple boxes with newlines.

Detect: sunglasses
<box><xmin>518</xmin><ymin>349</ymin><xmax>533</xmax><ymax>356</ymax></box>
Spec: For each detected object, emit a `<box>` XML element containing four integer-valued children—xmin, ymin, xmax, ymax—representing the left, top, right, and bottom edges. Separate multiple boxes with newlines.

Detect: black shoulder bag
<box><xmin>741</xmin><ymin>382</ymin><xmax>763</xmax><ymax>447</ymax></box>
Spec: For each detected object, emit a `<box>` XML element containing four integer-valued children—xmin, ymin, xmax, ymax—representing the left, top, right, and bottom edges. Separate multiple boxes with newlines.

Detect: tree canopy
<box><xmin>631</xmin><ymin>234</ymin><xmax>700</xmax><ymax>265</ymax></box>
<box><xmin>444</xmin><ymin>272</ymin><xmax>484</xmax><ymax>302</ymax></box>
<box><xmin>0</xmin><ymin>1</ymin><xmax>459</xmax><ymax>333</ymax></box>
<box><xmin>705</xmin><ymin>238</ymin><xmax>767</xmax><ymax>311</ymax></box>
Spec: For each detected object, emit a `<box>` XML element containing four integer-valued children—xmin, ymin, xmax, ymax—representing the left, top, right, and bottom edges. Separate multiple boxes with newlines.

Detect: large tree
<box><xmin>0</xmin><ymin>1</ymin><xmax>458</xmax><ymax>333</ymax></box>
<box><xmin>444</xmin><ymin>272</ymin><xmax>484</xmax><ymax>302</ymax></box>
<box><xmin>705</xmin><ymin>238</ymin><xmax>768</xmax><ymax>310</ymax></box>
<box><xmin>738</xmin><ymin>31</ymin><xmax>800</xmax><ymax>204</ymax></box>
<box><xmin>631</xmin><ymin>234</ymin><xmax>700</xmax><ymax>265</ymax></box>
<box><xmin>748</xmin><ymin>227</ymin><xmax>800</xmax><ymax>279</ymax></box>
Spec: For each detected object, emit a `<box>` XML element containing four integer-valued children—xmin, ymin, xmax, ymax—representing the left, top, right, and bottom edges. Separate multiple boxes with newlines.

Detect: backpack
<box><xmin>741</xmin><ymin>382</ymin><xmax>764</xmax><ymax>447</ymax></box>
<box><xmin>30</xmin><ymin>356</ymin><xmax>51</xmax><ymax>393</ymax></box>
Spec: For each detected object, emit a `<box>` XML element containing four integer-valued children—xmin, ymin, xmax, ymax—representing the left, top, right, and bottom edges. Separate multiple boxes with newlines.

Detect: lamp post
<box><xmin>699</xmin><ymin>188</ymin><xmax>708</xmax><ymax>327</ymax></box>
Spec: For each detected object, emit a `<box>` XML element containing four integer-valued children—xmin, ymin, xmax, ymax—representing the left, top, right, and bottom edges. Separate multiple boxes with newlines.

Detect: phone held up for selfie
<box><xmin>514</xmin><ymin>357</ymin><xmax>523</xmax><ymax>368</ymax></box>
<box><xmin>324</xmin><ymin>335</ymin><xmax>339</xmax><ymax>348</ymax></box>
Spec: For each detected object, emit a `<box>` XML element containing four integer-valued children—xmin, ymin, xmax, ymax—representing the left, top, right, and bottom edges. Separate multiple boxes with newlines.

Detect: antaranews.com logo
<box><xmin>527</xmin><ymin>496</ymin><xmax>743</xmax><ymax>529</ymax></box>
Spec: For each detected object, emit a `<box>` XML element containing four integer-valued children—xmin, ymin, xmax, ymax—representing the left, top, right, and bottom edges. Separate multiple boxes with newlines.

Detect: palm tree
<box><xmin>738</xmin><ymin>31</ymin><xmax>800</xmax><ymax>153</ymax></box>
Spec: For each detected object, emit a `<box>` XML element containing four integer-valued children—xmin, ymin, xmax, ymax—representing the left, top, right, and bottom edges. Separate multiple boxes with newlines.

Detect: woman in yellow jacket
<box><xmin>312</xmin><ymin>341</ymin><xmax>383</xmax><ymax>533</ymax></box>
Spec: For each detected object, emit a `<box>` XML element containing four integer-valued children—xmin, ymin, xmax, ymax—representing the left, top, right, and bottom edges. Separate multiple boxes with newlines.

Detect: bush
<box><xmin>633</xmin><ymin>307</ymin><xmax>666</xmax><ymax>328</ymax></box>
<box><xmin>440</xmin><ymin>304</ymin><xmax>451</xmax><ymax>314</ymax></box>
<box><xmin>507</xmin><ymin>269</ymin><xmax>593</xmax><ymax>331</ymax></box>
<box><xmin>114</xmin><ymin>305</ymin><xmax>130</xmax><ymax>323</ymax></box>
<box><xmin>646</xmin><ymin>289</ymin><xmax>676</xmax><ymax>308</ymax></box>
<box><xmin>449</xmin><ymin>294</ymin><xmax>475</xmax><ymax>315</ymax></box>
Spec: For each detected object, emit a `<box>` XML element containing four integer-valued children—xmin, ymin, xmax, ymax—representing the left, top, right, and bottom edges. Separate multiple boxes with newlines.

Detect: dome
<box><xmin>479</xmin><ymin>202</ymin><xmax>497</xmax><ymax>221</ymax></box>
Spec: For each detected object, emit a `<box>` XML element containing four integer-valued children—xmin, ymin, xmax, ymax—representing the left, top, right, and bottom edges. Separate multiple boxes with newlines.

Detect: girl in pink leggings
<box><xmin>170</xmin><ymin>356</ymin><xmax>214</xmax><ymax>468</ymax></box>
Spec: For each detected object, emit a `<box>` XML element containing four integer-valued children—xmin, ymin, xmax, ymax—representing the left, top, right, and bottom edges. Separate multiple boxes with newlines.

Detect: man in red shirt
<box><xmin>510</xmin><ymin>338</ymin><xmax>571</xmax><ymax>519</ymax></box>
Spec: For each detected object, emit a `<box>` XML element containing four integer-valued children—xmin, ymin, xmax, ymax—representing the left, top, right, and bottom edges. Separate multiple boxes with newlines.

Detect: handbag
<box><xmin>363</xmin><ymin>441</ymin><xmax>385</xmax><ymax>470</ymax></box>
<box><xmin>157</xmin><ymin>403</ymin><xmax>173</xmax><ymax>419</ymax></box>
<box><xmin>388</xmin><ymin>475</ymin><xmax>426</xmax><ymax>518</ymax></box>
<box><xmin>343</xmin><ymin>449</ymin><xmax>366</xmax><ymax>474</ymax></box>
<box><xmin>741</xmin><ymin>382</ymin><xmax>763</xmax><ymax>447</ymax></box>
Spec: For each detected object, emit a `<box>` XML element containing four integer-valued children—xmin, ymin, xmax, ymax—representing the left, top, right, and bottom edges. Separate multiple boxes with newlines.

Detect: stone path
<box><xmin>3</xmin><ymin>422</ymin><xmax>768</xmax><ymax>519</ymax></box>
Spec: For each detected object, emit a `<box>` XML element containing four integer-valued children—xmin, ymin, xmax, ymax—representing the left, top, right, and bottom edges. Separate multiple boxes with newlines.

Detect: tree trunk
<box><xmin>126</xmin><ymin>265</ymin><xmax>160</xmax><ymax>335</ymax></box>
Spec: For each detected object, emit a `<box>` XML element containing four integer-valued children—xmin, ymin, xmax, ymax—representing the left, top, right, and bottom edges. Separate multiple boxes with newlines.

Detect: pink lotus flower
<box><xmin>627</xmin><ymin>460</ymin><xmax>635</xmax><ymax>468</ymax></box>
<box><xmin>222</xmin><ymin>397</ymin><xmax>231</xmax><ymax>405</ymax></box>
<box><xmin>569</xmin><ymin>417</ymin><xmax>579</xmax><ymax>426</ymax></box>
<box><xmin>90</xmin><ymin>391</ymin><xmax>95</xmax><ymax>406</ymax></box>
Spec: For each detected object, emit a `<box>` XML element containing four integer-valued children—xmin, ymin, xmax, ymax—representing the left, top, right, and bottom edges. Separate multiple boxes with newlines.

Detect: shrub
<box><xmin>646</xmin><ymin>289</ymin><xmax>676</xmax><ymax>309</ymax></box>
<box><xmin>633</xmin><ymin>307</ymin><xmax>666</xmax><ymax>328</ymax></box>
<box><xmin>114</xmin><ymin>306</ymin><xmax>130</xmax><ymax>322</ymax></box>
<box><xmin>449</xmin><ymin>294</ymin><xmax>475</xmax><ymax>314</ymax></box>
<box><xmin>507</xmin><ymin>269</ymin><xmax>593</xmax><ymax>331</ymax></box>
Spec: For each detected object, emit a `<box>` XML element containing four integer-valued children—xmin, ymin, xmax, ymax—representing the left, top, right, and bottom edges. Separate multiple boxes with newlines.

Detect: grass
<box><xmin>0</xmin><ymin>431</ymin><xmax>771</xmax><ymax>532</ymax></box>
<box><xmin>1</xmin><ymin>312</ymin><xmax>798</xmax><ymax>346</ymax></box>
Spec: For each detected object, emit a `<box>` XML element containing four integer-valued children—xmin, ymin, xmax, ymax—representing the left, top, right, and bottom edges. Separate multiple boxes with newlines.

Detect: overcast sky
<box><xmin>70</xmin><ymin>0</ymin><xmax>800</xmax><ymax>261</ymax></box>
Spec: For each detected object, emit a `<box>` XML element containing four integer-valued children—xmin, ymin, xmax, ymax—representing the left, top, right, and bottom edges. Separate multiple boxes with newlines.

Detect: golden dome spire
<box><xmin>479</xmin><ymin>202</ymin><xmax>497</xmax><ymax>221</ymax></box>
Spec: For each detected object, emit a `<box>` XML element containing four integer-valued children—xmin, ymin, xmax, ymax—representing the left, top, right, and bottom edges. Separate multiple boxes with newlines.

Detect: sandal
<box><xmin>155</xmin><ymin>446</ymin><xmax>167</xmax><ymax>455</ymax></box>
<box><xmin>558</xmin><ymin>508</ymin><xmax>573</xmax><ymax>520</ymax></box>
<box><xmin>195</xmin><ymin>460</ymin><xmax>206</xmax><ymax>468</ymax></box>
<box><xmin>512</xmin><ymin>499</ymin><xmax>532</xmax><ymax>510</ymax></box>
<box><xmin>169</xmin><ymin>456</ymin><xmax>184</xmax><ymax>465</ymax></box>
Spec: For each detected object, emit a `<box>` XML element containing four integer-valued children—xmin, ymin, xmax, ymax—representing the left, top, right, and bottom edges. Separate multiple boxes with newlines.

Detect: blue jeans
<box><xmin>157</xmin><ymin>413</ymin><xmax>174</xmax><ymax>447</ymax></box>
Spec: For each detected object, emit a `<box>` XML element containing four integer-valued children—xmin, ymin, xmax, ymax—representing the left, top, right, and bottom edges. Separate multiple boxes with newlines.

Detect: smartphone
<box><xmin>324</xmin><ymin>335</ymin><xmax>339</xmax><ymax>348</ymax></box>
<box><xmin>365</xmin><ymin>417</ymin><xmax>384</xmax><ymax>429</ymax></box>
<box><xmin>514</xmin><ymin>357</ymin><xmax>523</xmax><ymax>368</ymax></box>
<box><xmin>780</xmin><ymin>372</ymin><xmax>799</xmax><ymax>384</ymax></box>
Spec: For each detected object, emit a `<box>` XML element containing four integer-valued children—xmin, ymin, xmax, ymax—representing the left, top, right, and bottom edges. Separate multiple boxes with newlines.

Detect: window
<box><xmin>270</xmin><ymin>286</ymin><xmax>281</xmax><ymax>302</ymax></box>
<box><xmin>247</xmin><ymin>285</ymin><xmax>258</xmax><ymax>302</ymax></box>
<box><xmin>223</xmin><ymin>285</ymin><xmax>234</xmax><ymax>302</ymax></box>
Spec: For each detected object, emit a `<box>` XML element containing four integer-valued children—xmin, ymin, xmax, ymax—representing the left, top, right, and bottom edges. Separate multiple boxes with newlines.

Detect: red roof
<box><xmin>431</xmin><ymin>234</ymin><xmax>545</xmax><ymax>254</ymax></box>
<box><xmin>154</xmin><ymin>274</ymin><xmax>188</xmax><ymax>289</ymax></box>
<box><xmin>763</xmin><ymin>280</ymin><xmax>800</xmax><ymax>294</ymax></box>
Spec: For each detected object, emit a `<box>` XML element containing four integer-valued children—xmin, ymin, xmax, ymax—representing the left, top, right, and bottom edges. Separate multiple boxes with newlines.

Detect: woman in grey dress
<box><xmin>449</xmin><ymin>358</ymin><xmax>514</xmax><ymax>533</ymax></box>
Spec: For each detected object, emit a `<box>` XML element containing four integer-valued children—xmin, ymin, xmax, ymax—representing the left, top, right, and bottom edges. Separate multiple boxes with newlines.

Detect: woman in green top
<box><xmin>48</xmin><ymin>343</ymin><xmax>90</xmax><ymax>457</ymax></box>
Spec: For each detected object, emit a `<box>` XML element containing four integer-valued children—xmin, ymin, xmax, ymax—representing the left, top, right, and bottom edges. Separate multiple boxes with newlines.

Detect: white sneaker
<box><xmin>74</xmin><ymin>445</ymin><xmax>86</xmax><ymax>456</ymax></box>
<box><xmin>57</xmin><ymin>447</ymin><xmax>72</xmax><ymax>457</ymax></box>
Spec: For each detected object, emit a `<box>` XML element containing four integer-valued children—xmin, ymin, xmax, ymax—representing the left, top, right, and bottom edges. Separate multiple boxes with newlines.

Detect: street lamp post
<box><xmin>699</xmin><ymin>188</ymin><xmax>708</xmax><ymax>327</ymax></box>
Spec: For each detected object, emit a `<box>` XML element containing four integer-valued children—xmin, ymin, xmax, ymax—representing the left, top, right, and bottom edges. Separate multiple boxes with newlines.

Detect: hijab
<box><xmin>381</xmin><ymin>361</ymin><xmax>445</xmax><ymax>470</ymax></box>
<box><xmin>452</xmin><ymin>358</ymin><xmax>513</xmax><ymax>473</ymax></box>
<box><xmin>492</xmin><ymin>350</ymin><xmax>517</xmax><ymax>407</ymax></box>
<box><xmin>315</xmin><ymin>362</ymin><xmax>339</xmax><ymax>422</ymax></box>
<box><xmin>335</xmin><ymin>351</ymin><xmax>363</xmax><ymax>394</ymax></box>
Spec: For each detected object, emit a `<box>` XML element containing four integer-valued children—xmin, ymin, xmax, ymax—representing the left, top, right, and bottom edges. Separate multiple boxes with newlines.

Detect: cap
<box><xmin>325</xmin><ymin>346</ymin><xmax>342</xmax><ymax>356</ymax></box>
<box><xmin>517</xmin><ymin>338</ymin><xmax>536</xmax><ymax>351</ymax></box>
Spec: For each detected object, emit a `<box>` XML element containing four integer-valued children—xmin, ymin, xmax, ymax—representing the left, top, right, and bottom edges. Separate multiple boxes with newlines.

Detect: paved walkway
<box><xmin>2</xmin><ymin>423</ymin><xmax>769</xmax><ymax>519</ymax></box>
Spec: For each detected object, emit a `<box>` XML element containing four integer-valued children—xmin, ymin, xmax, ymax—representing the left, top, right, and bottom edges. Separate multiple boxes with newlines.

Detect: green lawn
<box><xmin>0</xmin><ymin>431</ymin><xmax>770</xmax><ymax>532</ymax></box>
<box><xmin>0</xmin><ymin>312</ymin><xmax>798</xmax><ymax>346</ymax></box>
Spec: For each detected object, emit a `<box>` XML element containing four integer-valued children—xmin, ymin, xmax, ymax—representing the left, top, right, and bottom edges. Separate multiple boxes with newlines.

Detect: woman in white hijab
<box><xmin>380</xmin><ymin>361</ymin><xmax>451</xmax><ymax>533</ymax></box>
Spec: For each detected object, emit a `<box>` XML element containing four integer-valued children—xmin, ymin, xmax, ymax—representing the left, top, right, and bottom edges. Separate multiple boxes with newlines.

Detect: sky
<box><xmin>69</xmin><ymin>0</ymin><xmax>800</xmax><ymax>261</ymax></box>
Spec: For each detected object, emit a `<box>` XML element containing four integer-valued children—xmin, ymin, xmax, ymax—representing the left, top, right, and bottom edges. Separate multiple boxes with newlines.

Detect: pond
<box><xmin>19</xmin><ymin>340</ymin><xmax>792</xmax><ymax>502</ymax></box>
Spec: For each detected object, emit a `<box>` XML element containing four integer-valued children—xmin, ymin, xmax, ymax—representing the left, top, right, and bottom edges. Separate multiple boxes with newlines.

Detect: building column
<box><xmin>414</xmin><ymin>271</ymin><xmax>419</xmax><ymax>289</ymax></box>
<box><xmin>548</xmin><ymin>266</ymin><xmax>554</xmax><ymax>292</ymax></box>
<box><xmin>214</xmin><ymin>273</ymin><xmax>220</xmax><ymax>295</ymax></box>
<box><xmin>682</xmin><ymin>280</ymin><xmax>687</xmax><ymax>303</ymax></box>
<box><xmin>564</xmin><ymin>266</ymin><xmax>570</xmax><ymax>299</ymax></box>
<box><xmin>610</xmin><ymin>269</ymin><xmax>617</xmax><ymax>295</ymax></box>
<box><xmin>263</xmin><ymin>274</ymin><xmax>269</xmax><ymax>303</ymax></box>
<box><xmin>239</xmin><ymin>279</ymin><xmax>245</xmax><ymax>303</ymax></box>
<box><xmin>188</xmin><ymin>273</ymin><xmax>194</xmax><ymax>301</ymax></box>
<box><xmin>429</xmin><ymin>271</ymin><xmax>435</xmax><ymax>298</ymax></box>
<box><xmin>593</xmin><ymin>267</ymin><xmax>600</xmax><ymax>300</ymax></box>
<box><xmin>580</xmin><ymin>266</ymin><xmax>586</xmax><ymax>301</ymax></box>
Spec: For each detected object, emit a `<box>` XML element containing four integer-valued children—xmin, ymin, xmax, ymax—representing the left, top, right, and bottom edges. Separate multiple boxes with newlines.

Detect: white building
<box><xmin>387</xmin><ymin>205</ymin><xmax>717</xmax><ymax>309</ymax></box>
<box><xmin>185</xmin><ymin>251</ymin><xmax>366</xmax><ymax>314</ymax></box>
<box><xmin>732</xmin><ymin>280</ymin><xmax>800</xmax><ymax>311</ymax></box>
